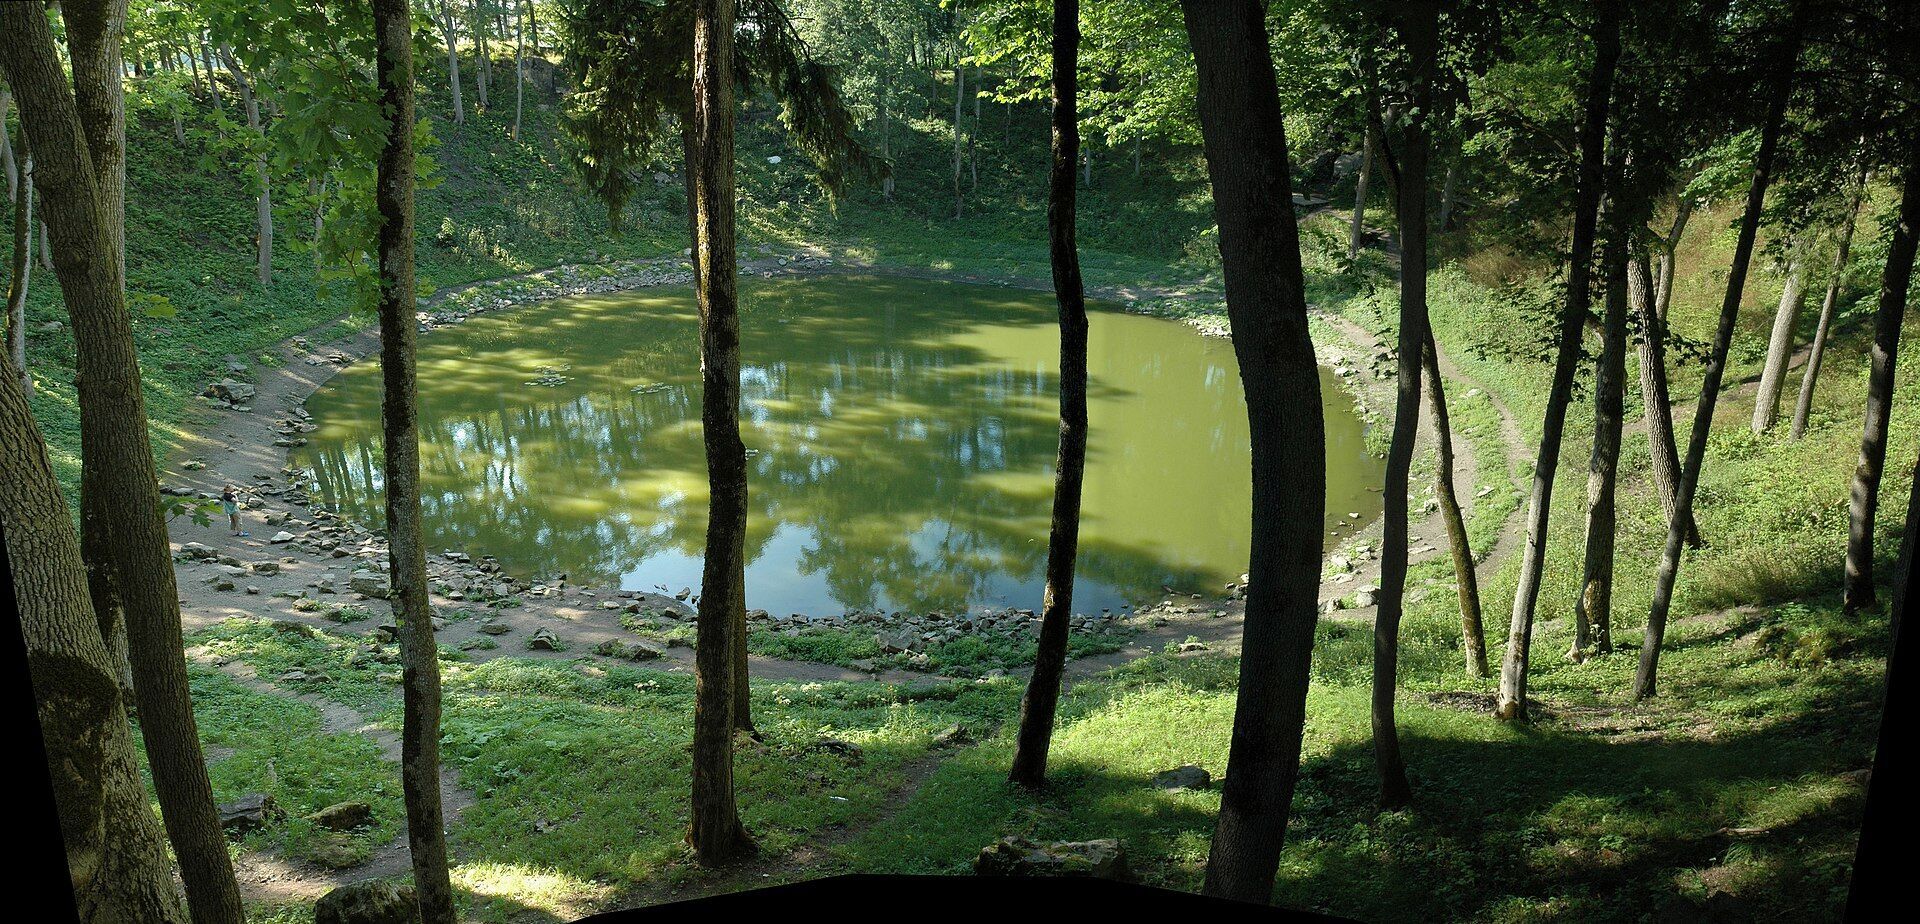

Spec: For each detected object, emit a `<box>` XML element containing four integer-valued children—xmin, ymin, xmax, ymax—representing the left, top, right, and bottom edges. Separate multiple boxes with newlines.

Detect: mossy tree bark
<box><xmin>1636</xmin><ymin>10</ymin><xmax>1803</xmax><ymax>697</ymax></box>
<box><xmin>1751</xmin><ymin>247</ymin><xmax>1807</xmax><ymax>434</ymax></box>
<box><xmin>1421</xmin><ymin>332</ymin><xmax>1486</xmax><ymax>676</ymax></box>
<box><xmin>1572</xmin><ymin>189</ymin><xmax>1631</xmax><ymax>660</ymax></box>
<box><xmin>372</xmin><ymin>3</ymin><xmax>458</xmax><ymax>920</ymax></box>
<box><xmin>0</xmin><ymin>6</ymin><xmax>245</xmax><ymax>922</ymax></box>
<box><xmin>1791</xmin><ymin>169</ymin><xmax>1866</xmax><ymax>441</ymax></box>
<box><xmin>2</xmin><ymin>351</ymin><xmax>188</xmax><ymax>924</ymax></box>
<box><xmin>1633</xmin><ymin>250</ymin><xmax>1702</xmax><ymax>550</ymax></box>
<box><xmin>1179</xmin><ymin>0</ymin><xmax>1325</xmax><ymax>902</ymax></box>
<box><xmin>1497</xmin><ymin>0</ymin><xmax>1617</xmax><ymax>722</ymax></box>
<box><xmin>687</xmin><ymin>0</ymin><xmax>756</xmax><ymax>864</ymax></box>
<box><xmin>1842</xmin><ymin>134</ymin><xmax>1920</xmax><ymax>614</ymax></box>
<box><xmin>1008</xmin><ymin>0</ymin><xmax>1087</xmax><ymax>790</ymax></box>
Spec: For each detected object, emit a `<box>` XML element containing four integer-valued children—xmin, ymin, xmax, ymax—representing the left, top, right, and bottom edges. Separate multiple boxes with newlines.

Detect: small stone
<box><xmin>528</xmin><ymin>627</ymin><xmax>562</xmax><ymax>650</ymax></box>
<box><xmin>1151</xmin><ymin>765</ymin><xmax>1212</xmax><ymax>791</ymax></box>
<box><xmin>305</xmin><ymin>801</ymin><xmax>373</xmax><ymax>831</ymax></box>
<box><xmin>217</xmin><ymin>793</ymin><xmax>282</xmax><ymax>834</ymax></box>
<box><xmin>270</xmin><ymin>531</ymin><xmax>296</xmax><ymax>543</ymax></box>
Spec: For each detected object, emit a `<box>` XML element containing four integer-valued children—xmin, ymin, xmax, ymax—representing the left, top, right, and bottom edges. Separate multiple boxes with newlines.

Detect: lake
<box><xmin>296</xmin><ymin>275</ymin><xmax>1382</xmax><ymax>616</ymax></box>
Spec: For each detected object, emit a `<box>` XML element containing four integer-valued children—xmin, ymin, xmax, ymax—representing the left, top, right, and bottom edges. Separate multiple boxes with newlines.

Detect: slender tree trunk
<box><xmin>1843</xmin><ymin>135</ymin><xmax>1920</xmax><ymax>614</ymax></box>
<box><xmin>1633</xmin><ymin>250</ymin><xmax>1701</xmax><ymax>551</ymax></box>
<box><xmin>1</xmin><ymin>7</ymin><xmax>246</xmax><ymax>923</ymax></box>
<box><xmin>511</xmin><ymin>0</ymin><xmax>525</xmax><ymax>140</ymax></box>
<box><xmin>2</xmin><ymin>351</ymin><xmax>189</xmax><ymax>924</ymax></box>
<box><xmin>1370</xmin><ymin>1</ymin><xmax>1436</xmax><ymax>812</ymax></box>
<box><xmin>1572</xmin><ymin>198</ymin><xmax>1630</xmax><ymax>660</ymax></box>
<box><xmin>1636</xmin><ymin>13</ymin><xmax>1804</xmax><ymax>697</ymax></box>
<box><xmin>1436</xmin><ymin>153</ymin><xmax>1459</xmax><ymax>231</ymax></box>
<box><xmin>1348</xmin><ymin>124</ymin><xmax>1372</xmax><ymax>260</ymax></box>
<box><xmin>372</xmin><ymin>4</ymin><xmax>457</xmax><ymax>920</ymax></box>
<box><xmin>39</xmin><ymin>213</ymin><xmax>52</xmax><ymax>271</ymax></box>
<box><xmin>879</xmin><ymin>68</ymin><xmax>893</xmax><ymax>201</ymax></box>
<box><xmin>1847</xmin><ymin>446</ymin><xmax>1913</xmax><ymax>918</ymax></box>
<box><xmin>1180</xmin><ymin>0</ymin><xmax>1325</xmax><ymax>902</ymax></box>
<box><xmin>1653</xmin><ymin>196</ymin><xmax>1691</xmax><ymax>318</ymax></box>
<box><xmin>1752</xmin><ymin>248</ymin><xmax>1807</xmax><ymax>433</ymax></box>
<box><xmin>1792</xmin><ymin>174</ymin><xmax>1865</xmax><ymax>440</ymax></box>
<box><xmin>951</xmin><ymin>63</ymin><xmax>964</xmax><ymax>219</ymax></box>
<box><xmin>1</xmin><ymin>88</ymin><xmax>15</xmax><ymax>201</ymax></box>
<box><xmin>198</xmin><ymin>34</ymin><xmax>222</xmax><ymax>111</ymax></box>
<box><xmin>1422</xmin><ymin>332</ymin><xmax>1485</xmax><ymax>675</ymax></box>
<box><xmin>687</xmin><ymin>0</ymin><xmax>755</xmax><ymax>865</ymax></box>
<box><xmin>1008</xmin><ymin>0</ymin><xmax>1086</xmax><ymax>790</ymax></box>
<box><xmin>1497</xmin><ymin>0</ymin><xmax>1618</xmax><ymax>722</ymax></box>
<box><xmin>440</xmin><ymin>0</ymin><xmax>465</xmax><ymax>125</ymax></box>
<box><xmin>218</xmin><ymin>47</ymin><xmax>270</xmax><ymax>288</ymax></box>
<box><xmin>7</xmin><ymin>146</ymin><xmax>30</xmax><ymax>396</ymax></box>
<box><xmin>469</xmin><ymin>0</ymin><xmax>490</xmax><ymax>111</ymax></box>
<box><xmin>970</xmin><ymin>65</ymin><xmax>980</xmax><ymax>192</ymax></box>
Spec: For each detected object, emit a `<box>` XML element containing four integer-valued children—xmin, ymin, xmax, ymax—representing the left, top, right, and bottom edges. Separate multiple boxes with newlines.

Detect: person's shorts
<box><xmin>222</xmin><ymin>502</ymin><xmax>239</xmax><ymax>515</ymax></box>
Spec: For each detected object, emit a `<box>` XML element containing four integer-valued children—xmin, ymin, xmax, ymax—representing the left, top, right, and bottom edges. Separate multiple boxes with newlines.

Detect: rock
<box><xmin>975</xmin><ymin>836</ymin><xmax>1129</xmax><ymax>880</ymax></box>
<box><xmin>628</xmin><ymin>638</ymin><xmax>666</xmax><ymax>660</ymax></box>
<box><xmin>1151</xmin><ymin>765</ymin><xmax>1212</xmax><ymax>791</ymax></box>
<box><xmin>217</xmin><ymin>793</ymin><xmax>282</xmax><ymax>834</ymax></box>
<box><xmin>305</xmin><ymin>800</ymin><xmax>373</xmax><ymax>831</ymax></box>
<box><xmin>477</xmin><ymin>619</ymin><xmax>512</xmax><ymax>635</ymax></box>
<box><xmin>348</xmin><ymin>569</ymin><xmax>391</xmax><ymax>599</ymax></box>
<box><xmin>270</xmin><ymin>531</ymin><xmax>296</xmax><ymax>543</ymax></box>
<box><xmin>308</xmin><ymin>832</ymin><xmax>367</xmax><ymax>871</ymax></box>
<box><xmin>877</xmin><ymin>630</ymin><xmax>921</xmax><ymax>654</ymax></box>
<box><xmin>1177</xmin><ymin>640</ymin><xmax>1210</xmax><ymax>652</ymax></box>
<box><xmin>205</xmin><ymin>378</ymin><xmax>256</xmax><ymax>404</ymax></box>
<box><xmin>180</xmin><ymin>542</ymin><xmax>219</xmax><ymax>561</ymax></box>
<box><xmin>1353</xmin><ymin>585</ymin><xmax>1379</xmax><ymax>608</ymax></box>
<box><xmin>528</xmin><ymin>627</ymin><xmax>562</xmax><ymax>650</ymax></box>
<box><xmin>932</xmin><ymin>724</ymin><xmax>970</xmax><ymax>748</ymax></box>
<box><xmin>251</xmin><ymin>561</ymin><xmax>280</xmax><ymax>574</ymax></box>
<box><xmin>314</xmin><ymin>881</ymin><xmax>419</xmax><ymax>924</ymax></box>
<box><xmin>813</xmin><ymin>738</ymin><xmax>864</xmax><ymax>761</ymax></box>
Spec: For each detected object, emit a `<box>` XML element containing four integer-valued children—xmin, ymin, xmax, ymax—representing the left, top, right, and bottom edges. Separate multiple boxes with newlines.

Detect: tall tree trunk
<box><xmin>1436</xmin><ymin>153</ymin><xmax>1459</xmax><ymax>231</ymax></box>
<box><xmin>1</xmin><ymin>6</ymin><xmax>247</xmax><ymax>923</ymax></box>
<box><xmin>511</xmin><ymin>0</ymin><xmax>525</xmax><ymax>140</ymax></box>
<box><xmin>951</xmin><ymin>63</ymin><xmax>964</xmax><ymax>219</ymax></box>
<box><xmin>218</xmin><ymin>47</ymin><xmax>270</xmax><ymax>288</ymax></box>
<box><xmin>2</xmin><ymin>351</ymin><xmax>189</xmax><ymax>924</ymax></box>
<box><xmin>372</xmin><ymin>4</ymin><xmax>457</xmax><ymax>920</ymax></box>
<box><xmin>1008</xmin><ymin>0</ymin><xmax>1087</xmax><ymax>790</ymax></box>
<box><xmin>1497</xmin><ymin>0</ymin><xmax>1618</xmax><ymax>722</ymax></box>
<box><xmin>198</xmin><ymin>34</ymin><xmax>222</xmax><ymax>111</ymax></box>
<box><xmin>1572</xmin><ymin>197</ymin><xmax>1630</xmax><ymax>660</ymax></box>
<box><xmin>440</xmin><ymin>0</ymin><xmax>465</xmax><ymax>125</ymax></box>
<box><xmin>1421</xmin><ymin>332</ymin><xmax>1485</xmax><ymax>675</ymax></box>
<box><xmin>469</xmin><ymin>0</ymin><xmax>490</xmax><ymax>111</ymax></box>
<box><xmin>1348</xmin><ymin>124</ymin><xmax>1372</xmax><ymax>260</ymax></box>
<box><xmin>687</xmin><ymin>0</ymin><xmax>755</xmax><ymax>865</ymax></box>
<box><xmin>1</xmin><ymin>88</ymin><xmax>15</xmax><ymax>201</ymax></box>
<box><xmin>970</xmin><ymin>65</ymin><xmax>980</xmax><ymax>192</ymax></box>
<box><xmin>1633</xmin><ymin>250</ymin><xmax>1702</xmax><ymax>551</ymax></box>
<box><xmin>879</xmin><ymin>67</ymin><xmax>893</xmax><ymax>201</ymax></box>
<box><xmin>1179</xmin><ymin>0</ymin><xmax>1325</xmax><ymax>902</ymax></box>
<box><xmin>1635</xmin><ymin>12</ymin><xmax>1804</xmax><ymax>697</ymax></box>
<box><xmin>1843</xmin><ymin>135</ymin><xmax>1920</xmax><ymax>614</ymax></box>
<box><xmin>1752</xmin><ymin>248</ymin><xmax>1807</xmax><ymax>433</ymax></box>
<box><xmin>1792</xmin><ymin>171</ymin><xmax>1866</xmax><ymax>440</ymax></box>
<box><xmin>1370</xmin><ymin>0</ymin><xmax>1436</xmax><ymax>812</ymax></box>
<box><xmin>1653</xmin><ymin>195</ymin><xmax>1691</xmax><ymax>318</ymax></box>
<box><xmin>1846</xmin><ymin>444</ymin><xmax>1913</xmax><ymax>917</ymax></box>
<box><xmin>7</xmin><ymin>145</ymin><xmax>30</xmax><ymax>396</ymax></box>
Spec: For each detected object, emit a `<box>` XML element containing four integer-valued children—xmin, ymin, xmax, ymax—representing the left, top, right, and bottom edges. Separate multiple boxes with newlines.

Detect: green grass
<box><xmin>746</xmin><ymin>624</ymin><xmax>1134</xmax><ymax>679</ymax></box>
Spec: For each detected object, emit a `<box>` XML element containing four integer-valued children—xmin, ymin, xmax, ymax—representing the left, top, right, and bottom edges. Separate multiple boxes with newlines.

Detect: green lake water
<box><xmin>296</xmin><ymin>275</ymin><xmax>1382</xmax><ymax>616</ymax></box>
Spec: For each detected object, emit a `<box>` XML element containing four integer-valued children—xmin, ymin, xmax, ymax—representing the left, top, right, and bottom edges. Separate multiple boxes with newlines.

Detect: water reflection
<box><xmin>297</xmin><ymin>276</ymin><xmax>1382</xmax><ymax>615</ymax></box>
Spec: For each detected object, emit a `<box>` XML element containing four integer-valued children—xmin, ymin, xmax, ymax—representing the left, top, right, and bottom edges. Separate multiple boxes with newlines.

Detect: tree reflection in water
<box><xmin>297</xmin><ymin>276</ymin><xmax>1382</xmax><ymax>615</ymax></box>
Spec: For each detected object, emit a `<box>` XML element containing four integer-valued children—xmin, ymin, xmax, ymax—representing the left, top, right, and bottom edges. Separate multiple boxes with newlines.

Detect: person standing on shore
<box><xmin>222</xmin><ymin>485</ymin><xmax>247</xmax><ymax>536</ymax></box>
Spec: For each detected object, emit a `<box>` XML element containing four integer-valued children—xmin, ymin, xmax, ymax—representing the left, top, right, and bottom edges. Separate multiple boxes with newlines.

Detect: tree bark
<box><xmin>1497</xmin><ymin>0</ymin><xmax>1618</xmax><ymax>722</ymax></box>
<box><xmin>1751</xmin><ymin>248</ymin><xmax>1806</xmax><ymax>434</ymax></box>
<box><xmin>1653</xmin><ymin>196</ymin><xmax>1691</xmax><ymax>319</ymax></box>
<box><xmin>687</xmin><ymin>0</ymin><xmax>755</xmax><ymax>865</ymax></box>
<box><xmin>372</xmin><ymin>3</ymin><xmax>457</xmax><ymax>920</ymax></box>
<box><xmin>1370</xmin><ymin>1</ymin><xmax>1437</xmax><ymax>812</ymax></box>
<box><xmin>512</xmin><ymin>0</ymin><xmax>526</xmax><ymax>140</ymax></box>
<box><xmin>1846</xmin><ymin>444</ymin><xmax>1913</xmax><ymax>917</ymax></box>
<box><xmin>218</xmin><ymin>47</ymin><xmax>270</xmax><ymax>288</ymax></box>
<box><xmin>2</xmin><ymin>351</ymin><xmax>189</xmax><ymax>924</ymax></box>
<box><xmin>1792</xmin><ymin>171</ymin><xmax>1866</xmax><ymax>440</ymax></box>
<box><xmin>1348</xmin><ymin>123</ymin><xmax>1372</xmax><ymax>259</ymax></box>
<box><xmin>1422</xmin><ymin>332</ymin><xmax>1485</xmax><ymax>675</ymax></box>
<box><xmin>1008</xmin><ymin>0</ymin><xmax>1087</xmax><ymax>790</ymax></box>
<box><xmin>1572</xmin><ymin>198</ymin><xmax>1630</xmax><ymax>660</ymax></box>
<box><xmin>1843</xmin><ymin>133</ymin><xmax>1920</xmax><ymax>614</ymax></box>
<box><xmin>951</xmin><ymin>63</ymin><xmax>964</xmax><ymax>219</ymax></box>
<box><xmin>1634</xmin><ymin>249</ymin><xmax>1703</xmax><ymax>549</ymax></box>
<box><xmin>440</xmin><ymin>0</ymin><xmax>465</xmax><ymax>125</ymax></box>
<box><xmin>469</xmin><ymin>0</ymin><xmax>490</xmax><ymax>111</ymax></box>
<box><xmin>1636</xmin><ymin>11</ymin><xmax>1804</xmax><ymax>697</ymax></box>
<box><xmin>7</xmin><ymin>145</ymin><xmax>30</xmax><ymax>396</ymax></box>
<box><xmin>1</xmin><ymin>88</ymin><xmax>15</xmax><ymax>201</ymax></box>
<box><xmin>1180</xmin><ymin>0</ymin><xmax>1325</xmax><ymax>902</ymax></box>
<box><xmin>1</xmin><ymin>6</ymin><xmax>246</xmax><ymax>923</ymax></box>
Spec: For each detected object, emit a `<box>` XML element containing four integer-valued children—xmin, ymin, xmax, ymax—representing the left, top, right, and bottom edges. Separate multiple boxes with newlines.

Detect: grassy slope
<box><xmin>7</xmin><ymin>60</ymin><xmax>1902</xmax><ymax>923</ymax></box>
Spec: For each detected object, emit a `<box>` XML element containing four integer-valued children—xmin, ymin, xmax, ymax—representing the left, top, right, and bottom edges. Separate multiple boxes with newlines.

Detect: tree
<box><xmin>439</xmin><ymin>0</ymin><xmax>466</xmax><ymax>125</ymax></box>
<box><xmin>6</xmin><ymin>136</ymin><xmax>28</xmax><ymax>396</ymax></box>
<box><xmin>1367</xmin><ymin>0</ymin><xmax>1441</xmax><ymax>811</ymax></box>
<box><xmin>1348</xmin><ymin>122</ymin><xmax>1372</xmax><ymax>259</ymax></box>
<box><xmin>686</xmin><ymin>0</ymin><xmax>757</xmax><ymax>865</ymax></box>
<box><xmin>372</xmin><ymin>1</ymin><xmax>457</xmax><ymax>920</ymax></box>
<box><xmin>2</xmin><ymin>351</ymin><xmax>188</xmax><ymax>924</ymax></box>
<box><xmin>1422</xmin><ymin>332</ymin><xmax>1485</xmax><ymax>675</ymax></box>
<box><xmin>1636</xmin><ymin>3</ymin><xmax>1805</xmax><ymax>698</ymax></box>
<box><xmin>1007</xmin><ymin>0</ymin><xmax>1087</xmax><ymax>790</ymax></box>
<box><xmin>1496</xmin><ymin>0</ymin><xmax>1617</xmax><ymax>722</ymax></box>
<box><xmin>512</xmin><ymin>0</ymin><xmax>527</xmax><ymax>140</ymax></box>
<box><xmin>216</xmin><ymin>45</ymin><xmax>271</xmax><ymax>287</ymax></box>
<box><xmin>1790</xmin><ymin>164</ymin><xmax>1867</xmax><ymax>440</ymax></box>
<box><xmin>1179</xmin><ymin>0</ymin><xmax>1325</xmax><ymax>901</ymax></box>
<box><xmin>1842</xmin><ymin>133</ymin><xmax>1920</xmax><ymax>613</ymax></box>
<box><xmin>1571</xmin><ymin>176</ymin><xmax>1630</xmax><ymax>660</ymax></box>
<box><xmin>1750</xmin><ymin>242</ymin><xmax>1806</xmax><ymax>433</ymax></box>
<box><xmin>0</xmin><ymin>3</ymin><xmax>246</xmax><ymax>923</ymax></box>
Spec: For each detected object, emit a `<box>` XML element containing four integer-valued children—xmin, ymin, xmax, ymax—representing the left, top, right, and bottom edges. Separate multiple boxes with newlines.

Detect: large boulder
<box><xmin>205</xmin><ymin>378</ymin><xmax>256</xmax><ymax>404</ymax></box>
<box><xmin>313</xmin><ymin>881</ymin><xmax>419</xmax><ymax>924</ymax></box>
<box><xmin>975</xmin><ymin>836</ymin><xmax>1129</xmax><ymax>880</ymax></box>
<box><xmin>348</xmin><ymin>569</ymin><xmax>391</xmax><ymax>599</ymax></box>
